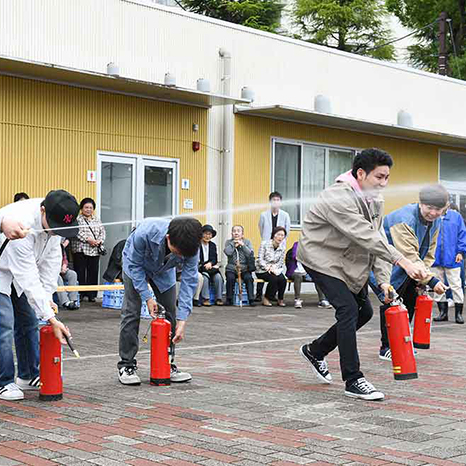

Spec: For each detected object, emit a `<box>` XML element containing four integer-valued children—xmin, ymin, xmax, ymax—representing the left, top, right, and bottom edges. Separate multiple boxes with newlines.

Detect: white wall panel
<box><xmin>0</xmin><ymin>0</ymin><xmax>465</xmax><ymax>136</ymax></box>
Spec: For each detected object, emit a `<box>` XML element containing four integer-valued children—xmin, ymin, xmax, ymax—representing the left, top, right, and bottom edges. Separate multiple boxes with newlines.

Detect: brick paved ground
<box><xmin>1</xmin><ymin>294</ymin><xmax>466</xmax><ymax>465</ymax></box>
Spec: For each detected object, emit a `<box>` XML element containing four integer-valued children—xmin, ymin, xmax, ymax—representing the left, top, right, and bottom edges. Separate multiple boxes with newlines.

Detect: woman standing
<box><xmin>71</xmin><ymin>198</ymin><xmax>106</xmax><ymax>302</ymax></box>
<box><xmin>256</xmin><ymin>226</ymin><xmax>287</xmax><ymax>307</ymax></box>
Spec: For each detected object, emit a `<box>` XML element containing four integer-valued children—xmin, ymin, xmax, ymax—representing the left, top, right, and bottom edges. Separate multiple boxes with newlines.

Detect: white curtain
<box><xmin>329</xmin><ymin>149</ymin><xmax>353</xmax><ymax>184</ymax></box>
<box><xmin>274</xmin><ymin>143</ymin><xmax>301</xmax><ymax>224</ymax></box>
<box><xmin>302</xmin><ymin>145</ymin><xmax>325</xmax><ymax>214</ymax></box>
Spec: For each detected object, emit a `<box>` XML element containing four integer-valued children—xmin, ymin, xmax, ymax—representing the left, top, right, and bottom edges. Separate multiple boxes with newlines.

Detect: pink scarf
<box><xmin>336</xmin><ymin>170</ymin><xmax>373</xmax><ymax>205</ymax></box>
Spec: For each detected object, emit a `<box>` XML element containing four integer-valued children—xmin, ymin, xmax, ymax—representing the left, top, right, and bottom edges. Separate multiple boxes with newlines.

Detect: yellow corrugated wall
<box><xmin>0</xmin><ymin>75</ymin><xmax>208</xmax><ymax>221</ymax></box>
<box><xmin>234</xmin><ymin>114</ymin><xmax>466</xmax><ymax>251</ymax></box>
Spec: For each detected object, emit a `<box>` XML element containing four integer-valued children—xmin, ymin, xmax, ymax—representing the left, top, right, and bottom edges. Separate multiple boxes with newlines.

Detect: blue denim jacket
<box><xmin>122</xmin><ymin>218</ymin><xmax>198</xmax><ymax>321</ymax></box>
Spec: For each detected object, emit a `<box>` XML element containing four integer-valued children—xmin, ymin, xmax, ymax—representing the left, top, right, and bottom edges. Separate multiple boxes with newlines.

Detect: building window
<box><xmin>440</xmin><ymin>150</ymin><xmax>466</xmax><ymax>220</ymax></box>
<box><xmin>273</xmin><ymin>139</ymin><xmax>355</xmax><ymax>226</ymax></box>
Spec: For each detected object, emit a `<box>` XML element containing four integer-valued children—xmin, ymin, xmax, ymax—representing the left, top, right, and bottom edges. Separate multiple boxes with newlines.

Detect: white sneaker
<box><xmin>118</xmin><ymin>366</ymin><xmax>141</xmax><ymax>386</ymax></box>
<box><xmin>0</xmin><ymin>383</ymin><xmax>24</xmax><ymax>401</ymax></box>
<box><xmin>318</xmin><ymin>300</ymin><xmax>332</xmax><ymax>309</ymax></box>
<box><xmin>294</xmin><ymin>299</ymin><xmax>303</xmax><ymax>309</ymax></box>
<box><xmin>171</xmin><ymin>365</ymin><xmax>192</xmax><ymax>383</ymax></box>
<box><xmin>16</xmin><ymin>376</ymin><xmax>40</xmax><ymax>391</ymax></box>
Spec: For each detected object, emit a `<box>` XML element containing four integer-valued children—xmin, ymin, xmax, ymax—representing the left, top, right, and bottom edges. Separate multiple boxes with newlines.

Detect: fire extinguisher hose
<box><xmin>63</xmin><ymin>333</ymin><xmax>80</xmax><ymax>358</ymax></box>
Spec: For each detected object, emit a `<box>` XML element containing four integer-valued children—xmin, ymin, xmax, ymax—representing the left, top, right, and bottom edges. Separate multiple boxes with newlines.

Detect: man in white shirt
<box><xmin>0</xmin><ymin>190</ymin><xmax>78</xmax><ymax>401</ymax></box>
<box><xmin>256</xmin><ymin>192</ymin><xmax>291</xmax><ymax>301</ymax></box>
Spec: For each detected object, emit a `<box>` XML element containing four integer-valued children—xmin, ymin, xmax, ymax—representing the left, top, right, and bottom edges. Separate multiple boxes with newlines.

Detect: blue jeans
<box><xmin>0</xmin><ymin>290</ymin><xmax>40</xmax><ymax>387</ymax></box>
<box><xmin>200</xmin><ymin>272</ymin><xmax>224</xmax><ymax>301</ymax></box>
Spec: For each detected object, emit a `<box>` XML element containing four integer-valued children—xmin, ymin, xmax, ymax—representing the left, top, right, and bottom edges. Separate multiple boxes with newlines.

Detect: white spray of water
<box><xmin>39</xmin><ymin>182</ymin><xmax>429</xmax><ymax>234</ymax></box>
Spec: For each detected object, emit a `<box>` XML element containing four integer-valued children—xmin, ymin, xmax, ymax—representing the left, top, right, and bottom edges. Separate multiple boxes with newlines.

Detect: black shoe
<box><xmin>345</xmin><ymin>378</ymin><xmax>384</xmax><ymax>401</ymax></box>
<box><xmin>248</xmin><ymin>301</ymin><xmax>256</xmax><ymax>307</ymax></box>
<box><xmin>254</xmin><ymin>295</ymin><xmax>262</xmax><ymax>303</ymax></box>
<box><xmin>299</xmin><ymin>344</ymin><xmax>332</xmax><ymax>384</ymax></box>
<box><xmin>225</xmin><ymin>299</ymin><xmax>233</xmax><ymax>306</ymax></box>
<box><xmin>455</xmin><ymin>303</ymin><xmax>464</xmax><ymax>324</ymax></box>
<box><xmin>193</xmin><ymin>299</ymin><xmax>202</xmax><ymax>307</ymax></box>
<box><xmin>434</xmin><ymin>302</ymin><xmax>449</xmax><ymax>322</ymax></box>
<box><xmin>63</xmin><ymin>301</ymin><xmax>79</xmax><ymax>310</ymax></box>
<box><xmin>378</xmin><ymin>347</ymin><xmax>392</xmax><ymax>361</ymax></box>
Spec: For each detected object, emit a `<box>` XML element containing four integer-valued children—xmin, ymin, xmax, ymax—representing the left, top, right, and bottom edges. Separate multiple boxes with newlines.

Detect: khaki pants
<box><xmin>432</xmin><ymin>266</ymin><xmax>464</xmax><ymax>303</ymax></box>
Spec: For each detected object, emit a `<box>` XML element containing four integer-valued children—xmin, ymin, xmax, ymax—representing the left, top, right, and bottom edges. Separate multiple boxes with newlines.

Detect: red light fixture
<box><xmin>192</xmin><ymin>141</ymin><xmax>200</xmax><ymax>152</ymax></box>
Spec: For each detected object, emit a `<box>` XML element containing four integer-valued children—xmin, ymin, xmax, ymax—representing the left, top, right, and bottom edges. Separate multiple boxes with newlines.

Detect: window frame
<box><xmin>271</xmin><ymin>137</ymin><xmax>358</xmax><ymax>228</ymax></box>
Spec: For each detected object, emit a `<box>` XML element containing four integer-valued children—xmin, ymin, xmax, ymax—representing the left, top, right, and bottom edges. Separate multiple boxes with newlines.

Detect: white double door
<box><xmin>97</xmin><ymin>152</ymin><xmax>179</xmax><ymax>278</ymax></box>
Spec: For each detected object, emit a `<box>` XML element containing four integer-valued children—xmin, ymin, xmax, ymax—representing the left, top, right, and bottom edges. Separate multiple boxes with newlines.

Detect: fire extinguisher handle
<box><xmin>157</xmin><ymin>303</ymin><xmax>167</xmax><ymax>318</ymax></box>
<box><xmin>387</xmin><ymin>285</ymin><xmax>397</xmax><ymax>302</ymax></box>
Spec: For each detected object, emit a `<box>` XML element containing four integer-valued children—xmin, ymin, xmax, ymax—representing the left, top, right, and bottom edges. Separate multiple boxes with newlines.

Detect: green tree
<box><xmin>292</xmin><ymin>0</ymin><xmax>396</xmax><ymax>60</ymax></box>
<box><xmin>179</xmin><ymin>0</ymin><xmax>284</xmax><ymax>33</ymax></box>
<box><xmin>386</xmin><ymin>0</ymin><xmax>466</xmax><ymax>78</ymax></box>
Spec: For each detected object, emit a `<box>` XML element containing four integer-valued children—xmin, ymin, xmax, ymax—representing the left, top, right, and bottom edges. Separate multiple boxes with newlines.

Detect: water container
<box><xmin>234</xmin><ymin>282</ymin><xmax>249</xmax><ymax>306</ymax></box>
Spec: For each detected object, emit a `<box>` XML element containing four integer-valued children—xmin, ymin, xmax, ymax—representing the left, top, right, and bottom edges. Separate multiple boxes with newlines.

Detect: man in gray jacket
<box><xmin>256</xmin><ymin>192</ymin><xmax>291</xmax><ymax>301</ymax></box>
<box><xmin>297</xmin><ymin>148</ymin><xmax>426</xmax><ymax>401</ymax></box>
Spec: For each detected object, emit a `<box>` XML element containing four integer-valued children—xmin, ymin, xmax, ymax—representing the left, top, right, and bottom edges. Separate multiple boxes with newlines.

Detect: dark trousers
<box><xmin>255</xmin><ymin>281</ymin><xmax>264</xmax><ymax>298</ymax></box>
<box><xmin>256</xmin><ymin>272</ymin><xmax>287</xmax><ymax>300</ymax></box>
<box><xmin>118</xmin><ymin>273</ymin><xmax>177</xmax><ymax>369</ymax></box>
<box><xmin>380</xmin><ymin>279</ymin><xmax>417</xmax><ymax>349</ymax></box>
<box><xmin>305</xmin><ymin>268</ymin><xmax>373</xmax><ymax>384</ymax></box>
<box><xmin>73</xmin><ymin>253</ymin><xmax>100</xmax><ymax>299</ymax></box>
<box><xmin>225</xmin><ymin>270</ymin><xmax>254</xmax><ymax>303</ymax></box>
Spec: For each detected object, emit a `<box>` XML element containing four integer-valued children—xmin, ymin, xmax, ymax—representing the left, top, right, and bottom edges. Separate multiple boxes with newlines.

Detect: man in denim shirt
<box><xmin>118</xmin><ymin>217</ymin><xmax>202</xmax><ymax>385</ymax></box>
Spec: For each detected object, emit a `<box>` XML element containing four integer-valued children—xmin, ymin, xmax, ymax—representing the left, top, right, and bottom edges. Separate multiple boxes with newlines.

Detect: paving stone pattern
<box><xmin>1</xmin><ymin>296</ymin><xmax>466</xmax><ymax>465</ymax></box>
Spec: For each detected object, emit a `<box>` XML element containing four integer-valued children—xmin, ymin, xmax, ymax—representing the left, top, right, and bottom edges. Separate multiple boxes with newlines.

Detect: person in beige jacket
<box><xmin>297</xmin><ymin>148</ymin><xmax>427</xmax><ymax>401</ymax></box>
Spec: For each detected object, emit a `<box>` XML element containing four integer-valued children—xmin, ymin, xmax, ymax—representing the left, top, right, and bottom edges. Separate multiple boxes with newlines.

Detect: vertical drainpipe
<box><xmin>219</xmin><ymin>48</ymin><xmax>233</xmax><ymax>248</ymax></box>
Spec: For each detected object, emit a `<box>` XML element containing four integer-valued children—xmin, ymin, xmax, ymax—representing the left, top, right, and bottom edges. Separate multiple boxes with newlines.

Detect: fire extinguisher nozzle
<box><xmin>64</xmin><ymin>333</ymin><xmax>80</xmax><ymax>358</ymax></box>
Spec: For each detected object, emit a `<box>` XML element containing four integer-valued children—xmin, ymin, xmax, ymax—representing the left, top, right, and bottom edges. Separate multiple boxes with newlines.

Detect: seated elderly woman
<box><xmin>199</xmin><ymin>224</ymin><xmax>223</xmax><ymax>306</ymax></box>
<box><xmin>224</xmin><ymin>225</ymin><xmax>256</xmax><ymax>307</ymax></box>
<box><xmin>286</xmin><ymin>241</ymin><xmax>332</xmax><ymax>309</ymax></box>
<box><xmin>256</xmin><ymin>226</ymin><xmax>287</xmax><ymax>307</ymax></box>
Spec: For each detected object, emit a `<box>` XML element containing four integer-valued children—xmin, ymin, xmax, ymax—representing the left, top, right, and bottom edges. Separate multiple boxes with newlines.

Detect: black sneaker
<box><xmin>345</xmin><ymin>378</ymin><xmax>384</xmax><ymax>401</ymax></box>
<box><xmin>299</xmin><ymin>344</ymin><xmax>332</xmax><ymax>384</ymax></box>
<box><xmin>379</xmin><ymin>347</ymin><xmax>392</xmax><ymax>361</ymax></box>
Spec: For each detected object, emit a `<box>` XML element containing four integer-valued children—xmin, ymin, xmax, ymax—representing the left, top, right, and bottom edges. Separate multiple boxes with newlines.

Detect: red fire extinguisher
<box><xmin>413</xmin><ymin>290</ymin><xmax>434</xmax><ymax>349</ymax></box>
<box><xmin>385</xmin><ymin>289</ymin><xmax>418</xmax><ymax>381</ymax></box>
<box><xmin>39</xmin><ymin>324</ymin><xmax>63</xmax><ymax>401</ymax></box>
<box><xmin>150</xmin><ymin>305</ymin><xmax>171</xmax><ymax>386</ymax></box>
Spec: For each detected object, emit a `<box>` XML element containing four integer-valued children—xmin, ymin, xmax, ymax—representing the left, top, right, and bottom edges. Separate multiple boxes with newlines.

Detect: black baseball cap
<box><xmin>42</xmin><ymin>190</ymin><xmax>80</xmax><ymax>238</ymax></box>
